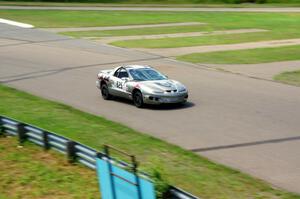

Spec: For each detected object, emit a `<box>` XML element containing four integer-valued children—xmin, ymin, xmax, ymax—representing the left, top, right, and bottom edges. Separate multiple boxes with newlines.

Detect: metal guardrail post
<box><xmin>0</xmin><ymin>116</ymin><xmax>4</xmax><ymax>137</ymax></box>
<box><xmin>66</xmin><ymin>141</ymin><xmax>76</xmax><ymax>163</ymax></box>
<box><xmin>43</xmin><ymin>131</ymin><xmax>50</xmax><ymax>150</ymax></box>
<box><xmin>16</xmin><ymin>123</ymin><xmax>26</xmax><ymax>145</ymax></box>
<box><xmin>132</xmin><ymin>155</ymin><xmax>142</xmax><ymax>199</ymax></box>
<box><xmin>166</xmin><ymin>186</ymin><xmax>200</xmax><ymax>199</ymax></box>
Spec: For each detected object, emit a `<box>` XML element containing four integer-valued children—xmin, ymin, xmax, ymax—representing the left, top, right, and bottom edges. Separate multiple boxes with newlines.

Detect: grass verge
<box><xmin>1</xmin><ymin>10</ymin><xmax>300</xmax><ymax>50</ymax></box>
<box><xmin>0</xmin><ymin>1</ymin><xmax>300</xmax><ymax>7</ymax></box>
<box><xmin>110</xmin><ymin>31</ymin><xmax>300</xmax><ymax>48</ymax></box>
<box><xmin>61</xmin><ymin>25</ymin><xmax>209</xmax><ymax>38</ymax></box>
<box><xmin>0</xmin><ymin>11</ymin><xmax>299</xmax><ymax>33</ymax></box>
<box><xmin>1</xmin><ymin>10</ymin><xmax>298</xmax><ymax>50</ymax></box>
<box><xmin>0</xmin><ymin>10</ymin><xmax>193</xmax><ymax>28</ymax></box>
<box><xmin>176</xmin><ymin>45</ymin><xmax>300</xmax><ymax>64</ymax></box>
<box><xmin>61</xmin><ymin>12</ymin><xmax>300</xmax><ymax>45</ymax></box>
<box><xmin>0</xmin><ymin>137</ymin><xmax>99</xmax><ymax>199</ymax></box>
<box><xmin>1</xmin><ymin>85</ymin><xmax>300</xmax><ymax>198</ymax></box>
<box><xmin>274</xmin><ymin>70</ymin><xmax>300</xmax><ymax>86</ymax></box>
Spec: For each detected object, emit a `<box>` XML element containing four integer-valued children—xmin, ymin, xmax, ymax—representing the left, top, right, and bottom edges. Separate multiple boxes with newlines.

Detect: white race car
<box><xmin>96</xmin><ymin>65</ymin><xmax>188</xmax><ymax>108</ymax></box>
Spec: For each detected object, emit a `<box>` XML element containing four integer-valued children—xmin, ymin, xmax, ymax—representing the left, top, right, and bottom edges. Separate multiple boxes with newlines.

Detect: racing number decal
<box><xmin>116</xmin><ymin>81</ymin><xmax>123</xmax><ymax>89</ymax></box>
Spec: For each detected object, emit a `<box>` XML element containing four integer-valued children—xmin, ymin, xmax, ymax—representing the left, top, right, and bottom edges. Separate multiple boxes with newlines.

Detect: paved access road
<box><xmin>1</xmin><ymin>5</ymin><xmax>300</xmax><ymax>12</ymax></box>
<box><xmin>1</xmin><ymin>23</ymin><xmax>300</xmax><ymax>193</ymax></box>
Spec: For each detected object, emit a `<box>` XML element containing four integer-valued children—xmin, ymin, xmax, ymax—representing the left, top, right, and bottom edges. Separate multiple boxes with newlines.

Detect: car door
<box><xmin>109</xmin><ymin>67</ymin><xmax>130</xmax><ymax>98</ymax></box>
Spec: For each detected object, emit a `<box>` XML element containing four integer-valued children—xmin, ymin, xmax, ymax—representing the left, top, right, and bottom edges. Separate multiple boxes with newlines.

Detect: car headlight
<box><xmin>179</xmin><ymin>88</ymin><xmax>187</xmax><ymax>92</ymax></box>
<box><xmin>152</xmin><ymin>90</ymin><xmax>164</xmax><ymax>94</ymax></box>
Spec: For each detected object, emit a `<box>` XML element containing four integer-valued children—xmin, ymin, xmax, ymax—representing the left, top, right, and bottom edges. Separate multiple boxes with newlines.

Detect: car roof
<box><xmin>123</xmin><ymin>65</ymin><xmax>152</xmax><ymax>69</ymax></box>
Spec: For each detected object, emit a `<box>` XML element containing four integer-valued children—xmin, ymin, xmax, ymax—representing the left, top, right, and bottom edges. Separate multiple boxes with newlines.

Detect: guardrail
<box><xmin>0</xmin><ymin>115</ymin><xmax>100</xmax><ymax>170</ymax></box>
<box><xmin>167</xmin><ymin>186</ymin><xmax>199</xmax><ymax>199</ymax></box>
<box><xmin>0</xmin><ymin>115</ymin><xmax>199</xmax><ymax>199</ymax></box>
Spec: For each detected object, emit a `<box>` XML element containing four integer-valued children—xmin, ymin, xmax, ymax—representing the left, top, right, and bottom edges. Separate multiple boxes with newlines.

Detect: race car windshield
<box><xmin>129</xmin><ymin>68</ymin><xmax>167</xmax><ymax>81</ymax></box>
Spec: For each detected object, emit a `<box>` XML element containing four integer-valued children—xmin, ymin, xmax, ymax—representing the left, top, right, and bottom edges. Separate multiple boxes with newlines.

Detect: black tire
<box><xmin>101</xmin><ymin>83</ymin><xmax>111</xmax><ymax>100</ymax></box>
<box><xmin>133</xmin><ymin>90</ymin><xmax>144</xmax><ymax>108</ymax></box>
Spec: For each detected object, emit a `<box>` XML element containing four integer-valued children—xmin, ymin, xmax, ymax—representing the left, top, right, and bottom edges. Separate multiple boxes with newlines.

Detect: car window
<box><xmin>129</xmin><ymin>68</ymin><xmax>167</xmax><ymax>81</ymax></box>
<box><xmin>114</xmin><ymin>68</ymin><xmax>120</xmax><ymax>77</ymax></box>
<box><xmin>116</xmin><ymin>68</ymin><xmax>129</xmax><ymax>79</ymax></box>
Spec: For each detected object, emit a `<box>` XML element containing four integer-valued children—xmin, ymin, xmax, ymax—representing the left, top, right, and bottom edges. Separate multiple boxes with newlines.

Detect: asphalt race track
<box><xmin>1</xmin><ymin>23</ymin><xmax>300</xmax><ymax>193</ymax></box>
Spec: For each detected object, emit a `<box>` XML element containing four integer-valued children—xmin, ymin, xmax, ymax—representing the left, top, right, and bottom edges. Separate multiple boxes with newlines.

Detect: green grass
<box><xmin>1</xmin><ymin>11</ymin><xmax>300</xmax><ymax>50</ymax></box>
<box><xmin>61</xmin><ymin>25</ymin><xmax>209</xmax><ymax>38</ymax></box>
<box><xmin>0</xmin><ymin>0</ymin><xmax>299</xmax><ymax>7</ymax></box>
<box><xmin>0</xmin><ymin>10</ymin><xmax>198</xmax><ymax>28</ymax></box>
<box><xmin>1</xmin><ymin>85</ymin><xmax>300</xmax><ymax>199</ymax></box>
<box><xmin>0</xmin><ymin>137</ymin><xmax>99</xmax><ymax>199</ymax></box>
<box><xmin>0</xmin><ymin>10</ymin><xmax>299</xmax><ymax>31</ymax></box>
<box><xmin>0</xmin><ymin>0</ymin><xmax>227</xmax><ymax>4</ymax></box>
<box><xmin>61</xmin><ymin>12</ymin><xmax>300</xmax><ymax>40</ymax></box>
<box><xmin>111</xmin><ymin>30</ymin><xmax>300</xmax><ymax>48</ymax></box>
<box><xmin>274</xmin><ymin>70</ymin><xmax>300</xmax><ymax>86</ymax></box>
<box><xmin>176</xmin><ymin>45</ymin><xmax>300</xmax><ymax>64</ymax></box>
<box><xmin>0</xmin><ymin>0</ymin><xmax>300</xmax><ymax>5</ymax></box>
<box><xmin>61</xmin><ymin>12</ymin><xmax>300</xmax><ymax>49</ymax></box>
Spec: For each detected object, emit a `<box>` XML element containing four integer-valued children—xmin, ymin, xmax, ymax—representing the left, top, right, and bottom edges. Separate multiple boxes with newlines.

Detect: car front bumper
<box><xmin>143</xmin><ymin>92</ymin><xmax>188</xmax><ymax>104</ymax></box>
<box><xmin>96</xmin><ymin>80</ymin><xmax>100</xmax><ymax>89</ymax></box>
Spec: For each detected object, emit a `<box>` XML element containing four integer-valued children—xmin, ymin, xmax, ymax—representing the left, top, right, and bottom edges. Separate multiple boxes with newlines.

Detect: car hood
<box><xmin>140</xmin><ymin>79</ymin><xmax>184</xmax><ymax>92</ymax></box>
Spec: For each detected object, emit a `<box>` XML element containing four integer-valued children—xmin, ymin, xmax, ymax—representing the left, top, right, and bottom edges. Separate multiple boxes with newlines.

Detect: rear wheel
<box><xmin>101</xmin><ymin>83</ymin><xmax>111</xmax><ymax>100</ymax></box>
<box><xmin>133</xmin><ymin>91</ymin><xmax>144</xmax><ymax>108</ymax></box>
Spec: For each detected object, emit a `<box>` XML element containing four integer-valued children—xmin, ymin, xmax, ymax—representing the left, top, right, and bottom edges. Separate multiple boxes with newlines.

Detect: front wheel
<box><xmin>101</xmin><ymin>84</ymin><xmax>111</xmax><ymax>100</ymax></box>
<box><xmin>133</xmin><ymin>91</ymin><xmax>144</xmax><ymax>108</ymax></box>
